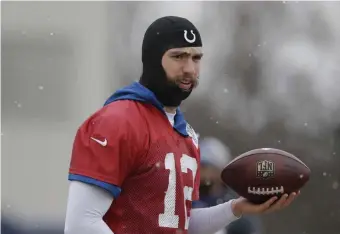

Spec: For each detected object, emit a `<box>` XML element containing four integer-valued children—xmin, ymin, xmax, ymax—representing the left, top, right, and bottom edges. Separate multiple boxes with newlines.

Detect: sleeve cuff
<box><xmin>68</xmin><ymin>173</ymin><xmax>121</xmax><ymax>198</ymax></box>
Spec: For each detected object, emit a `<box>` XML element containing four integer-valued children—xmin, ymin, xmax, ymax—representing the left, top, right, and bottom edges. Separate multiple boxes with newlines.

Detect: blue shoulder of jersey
<box><xmin>104</xmin><ymin>82</ymin><xmax>189</xmax><ymax>137</ymax></box>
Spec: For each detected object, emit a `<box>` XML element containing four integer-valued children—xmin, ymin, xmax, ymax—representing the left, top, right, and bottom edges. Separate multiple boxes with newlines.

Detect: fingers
<box><xmin>264</xmin><ymin>194</ymin><xmax>287</xmax><ymax>213</ymax></box>
<box><xmin>263</xmin><ymin>196</ymin><xmax>278</xmax><ymax>209</ymax></box>
<box><xmin>240</xmin><ymin>191</ymin><xmax>300</xmax><ymax>216</ymax></box>
<box><xmin>283</xmin><ymin>191</ymin><xmax>299</xmax><ymax>208</ymax></box>
<box><xmin>264</xmin><ymin>192</ymin><xmax>298</xmax><ymax>213</ymax></box>
<box><xmin>256</xmin><ymin>196</ymin><xmax>278</xmax><ymax>213</ymax></box>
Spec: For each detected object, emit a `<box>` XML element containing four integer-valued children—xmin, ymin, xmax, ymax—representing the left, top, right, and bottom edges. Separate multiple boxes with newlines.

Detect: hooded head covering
<box><xmin>140</xmin><ymin>16</ymin><xmax>202</xmax><ymax>107</ymax></box>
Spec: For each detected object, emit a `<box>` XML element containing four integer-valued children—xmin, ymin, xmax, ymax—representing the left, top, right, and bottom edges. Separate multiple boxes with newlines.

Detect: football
<box><xmin>221</xmin><ymin>148</ymin><xmax>311</xmax><ymax>204</ymax></box>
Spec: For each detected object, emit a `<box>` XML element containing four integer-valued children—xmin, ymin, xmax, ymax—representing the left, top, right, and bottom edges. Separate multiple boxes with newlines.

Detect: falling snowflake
<box><xmin>14</xmin><ymin>100</ymin><xmax>22</xmax><ymax>107</ymax></box>
<box><xmin>38</xmin><ymin>85</ymin><xmax>44</xmax><ymax>90</ymax></box>
<box><xmin>332</xmin><ymin>181</ymin><xmax>339</xmax><ymax>190</ymax></box>
<box><xmin>7</xmin><ymin>204</ymin><xmax>11</xmax><ymax>208</ymax></box>
<box><xmin>50</xmin><ymin>32</ymin><xmax>54</xmax><ymax>36</ymax></box>
<box><xmin>223</xmin><ymin>88</ymin><xmax>228</xmax><ymax>93</ymax></box>
<box><xmin>155</xmin><ymin>162</ymin><xmax>161</xmax><ymax>168</ymax></box>
<box><xmin>277</xmin><ymin>140</ymin><xmax>281</xmax><ymax>143</ymax></box>
<box><xmin>323</xmin><ymin>172</ymin><xmax>327</xmax><ymax>176</ymax></box>
<box><xmin>216</xmin><ymin>121</ymin><xmax>219</xmax><ymax>124</ymax></box>
<box><xmin>304</xmin><ymin>123</ymin><xmax>308</xmax><ymax>127</ymax></box>
<box><xmin>203</xmin><ymin>180</ymin><xmax>211</xmax><ymax>186</ymax></box>
<box><xmin>248</xmin><ymin>53</ymin><xmax>252</xmax><ymax>57</ymax></box>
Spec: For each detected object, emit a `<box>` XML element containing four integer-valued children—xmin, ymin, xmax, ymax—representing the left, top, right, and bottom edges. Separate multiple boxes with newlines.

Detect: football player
<box><xmin>64</xmin><ymin>16</ymin><xmax>298</xmax><ymax>234</ymax></box>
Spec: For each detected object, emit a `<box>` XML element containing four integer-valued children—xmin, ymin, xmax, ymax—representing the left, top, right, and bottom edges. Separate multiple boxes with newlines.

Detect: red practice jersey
<box><xmin>69</xmin><ymin>90</ymin><xmax>200</xmax><ymax>233</ymax></box>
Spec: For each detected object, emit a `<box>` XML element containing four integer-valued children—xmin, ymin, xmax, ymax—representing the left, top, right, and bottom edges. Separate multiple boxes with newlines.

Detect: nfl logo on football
<box><xmin>256</xmin><ymin>160</ymin><xmax>275</xmax><ymax>179</ymax></box>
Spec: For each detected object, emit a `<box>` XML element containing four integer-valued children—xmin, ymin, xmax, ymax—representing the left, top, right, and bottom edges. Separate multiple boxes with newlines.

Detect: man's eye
<box><xmin>173</xmin><ymin>54</ymin><xmax>184</xmax><ymax>59</ymax></box>
<box><xmin>193</xmin><ymin>55</ymin><xmax>202</xmax><ymax>61</ymax></box>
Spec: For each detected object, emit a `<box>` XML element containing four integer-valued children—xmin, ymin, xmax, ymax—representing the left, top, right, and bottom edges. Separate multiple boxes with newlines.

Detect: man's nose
<box><xmin>182</xmin><ymin>59</ymin><xmax>196</xmax><ymax>74</ymax></box>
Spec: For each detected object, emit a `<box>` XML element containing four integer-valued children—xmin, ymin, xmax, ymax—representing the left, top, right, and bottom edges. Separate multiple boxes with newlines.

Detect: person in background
<box><xmin>193</xmin><ymin>137</ymin><xmax>264</xmax><ymax>234</ymax></box>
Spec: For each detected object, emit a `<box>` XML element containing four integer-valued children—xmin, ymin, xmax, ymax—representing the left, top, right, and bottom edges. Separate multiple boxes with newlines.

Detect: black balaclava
<box><xmin>140</xmin><ymin>16</ymin><xmax>203</xmax><ymax>107</ymax></box>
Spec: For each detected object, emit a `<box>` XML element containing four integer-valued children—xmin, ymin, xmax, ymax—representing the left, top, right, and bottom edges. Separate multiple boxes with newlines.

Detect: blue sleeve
<box><xmin>68</xmin><ymin>174</ymin><xmax>122</xmax><ymax>199</ymax></box>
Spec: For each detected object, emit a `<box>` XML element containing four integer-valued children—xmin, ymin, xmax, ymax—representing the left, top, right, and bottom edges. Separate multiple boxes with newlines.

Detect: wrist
<box><xmin>231</xmin><ymin>199</ymin><xmax>243</xmax><ymax>218</ymax></box>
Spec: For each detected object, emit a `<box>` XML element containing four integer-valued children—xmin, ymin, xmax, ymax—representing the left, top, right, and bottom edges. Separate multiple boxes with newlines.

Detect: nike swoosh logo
<box><xmin>90</xmin><ymin>137</ymin><xmax>107</xmax><ymax>147</ymax></box>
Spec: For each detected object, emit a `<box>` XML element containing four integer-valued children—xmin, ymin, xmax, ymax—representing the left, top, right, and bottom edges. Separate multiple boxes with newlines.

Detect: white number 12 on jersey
<box><xmin>158</xmin><ymin>153</ymin><xmax>198</xmax><ymax>230</ymax></box>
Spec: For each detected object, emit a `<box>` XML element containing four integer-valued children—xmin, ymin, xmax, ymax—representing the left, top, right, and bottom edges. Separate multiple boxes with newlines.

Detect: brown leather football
<box><xmin>221</xmin><ymin>148</ymin><xmax>311</xmax><ymax>204</ymax></box>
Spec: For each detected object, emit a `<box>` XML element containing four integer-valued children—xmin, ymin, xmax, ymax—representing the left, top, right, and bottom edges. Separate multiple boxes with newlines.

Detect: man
<box><xmin>194</xmin><ymin>137</ymin><xmax>263</xmax><ymax>234</ymax></box>
<box><xmin>64</xmin><ymin>16</ymin><xmax>298</xmax><ymax>234</ymax></box>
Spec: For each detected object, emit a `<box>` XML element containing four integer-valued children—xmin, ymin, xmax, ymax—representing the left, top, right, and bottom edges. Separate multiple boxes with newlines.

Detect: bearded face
<box><xmin>162</xmin><ymin>47</ymin><xmax>202</xmax><ymax>93</ymax></box>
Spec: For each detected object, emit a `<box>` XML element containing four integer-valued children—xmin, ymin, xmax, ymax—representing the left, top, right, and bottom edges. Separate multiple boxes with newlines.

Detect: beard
<box><xmin>173</xmin><ymin>76</ymin><xmax>199</xmax><ymax>91</ymax></box>
<box><xmin>142</xmin><ymin>75</ymin><xmax>198</xmax><ymax>107</ymax></box>
<box><xmin>157</xmin><ymin>76</ymin><xmax>198</xmax><ymax>107</ymax></box>
<box><xmin>140</xmin><ymin>61</ymin><xmax>199</xmax><ymax>107</ymax></box>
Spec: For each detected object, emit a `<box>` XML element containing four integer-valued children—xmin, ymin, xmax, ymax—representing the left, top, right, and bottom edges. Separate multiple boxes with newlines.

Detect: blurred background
<box><xmin>2</xmin><ymin>1</ymin><xmax>340</xmax><ymax>234</ymax></box>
